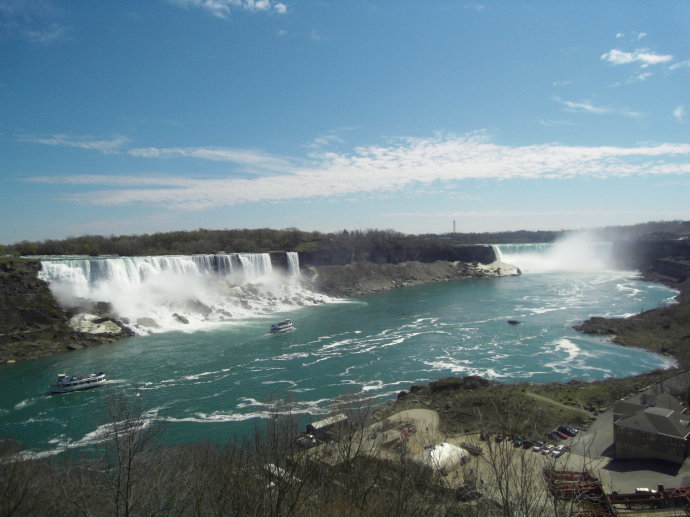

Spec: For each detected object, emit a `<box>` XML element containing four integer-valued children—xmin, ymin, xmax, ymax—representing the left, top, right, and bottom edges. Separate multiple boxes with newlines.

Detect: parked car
<box><xmin>532</xmin><ymin>440</ymin><xmax>545</xmax><ymax>452</ymax></box>
<box><xmin>546</xmin><ymin>431</ymin><xmax>562</xmax><ymax>440</ymax></box>
<box><xmin>513</xmin><ymin>436</ymin><xmax>524</xmax><ymax>447</ymax></box>
<box><xmin>558</xmin><ymin>425</ymin><xmax>576</xmax><ymax>437</ymax></box>
<box><xmin>563</xmin><ymin>425</ymin><xmax>579</xmax><ymax>435</ymax></box>
<box><xmin>549</xmin><ymin>430</ymin><xmax>568</xmax><ymax>439</ymax></box>
<box><xmin>495</xmin><ymin>432</ymin><xmax>505</xmax><ymax>443</ymax></box>
<box><xmin>541</xmin><ymin>444</ymin><xmax>554</xmax><ymax>455</ymax></box>
<box><xmin>522</xmin><ymin>439</ymin><xmax>534</xmax><ymax>449</ymax></box>
<box><xmin>551</xmin><ymin>445</ymin><xmax>566</xmax><ymax>457</ymax></box>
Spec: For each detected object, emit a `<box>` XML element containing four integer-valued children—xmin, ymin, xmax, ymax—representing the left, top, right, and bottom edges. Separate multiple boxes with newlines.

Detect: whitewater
<box><xmin>0</xmin><ymin>236</ymin><xmax>679</xmax><ymax>456</ymax></box>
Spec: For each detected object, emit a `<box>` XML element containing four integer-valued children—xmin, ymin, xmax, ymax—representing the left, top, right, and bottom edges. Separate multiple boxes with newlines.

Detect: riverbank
<box><xmin>574</xmin><ymin>276</ymin><xmax>690</xmax><ymax>368</ymax></box>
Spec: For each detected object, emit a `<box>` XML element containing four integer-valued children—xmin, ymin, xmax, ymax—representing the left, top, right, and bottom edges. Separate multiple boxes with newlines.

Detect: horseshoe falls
<box><xmin>1</xmin><ymin>239</ymin><xmax>679</xmax><ymax>457</ymax></box>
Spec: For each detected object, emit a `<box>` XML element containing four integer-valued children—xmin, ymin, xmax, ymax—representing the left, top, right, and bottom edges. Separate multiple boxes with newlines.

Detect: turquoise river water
<box><xmin>0</xmin><ymin>240</ymin><xmax>679</xmax><ymax>457</ymax></box>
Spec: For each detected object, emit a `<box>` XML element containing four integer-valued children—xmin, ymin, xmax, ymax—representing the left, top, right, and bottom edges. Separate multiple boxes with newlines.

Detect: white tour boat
<box><xmin>270</xmin><ymin>319</ymin><xmax>294</xmax><ymax>333</ymax></box>
<box><xmin>50</xmin><ymin>371</ymin><xmax>106</xmax><ymax>394</ymax></box>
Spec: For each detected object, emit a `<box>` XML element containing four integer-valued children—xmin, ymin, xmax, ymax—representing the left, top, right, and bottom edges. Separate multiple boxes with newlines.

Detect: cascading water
<box><xmin>498</xmin><ymin>233</ymin><xmax>614</xmax><ymax>273</ymax></box>
<box><xmin>490</xmin><ymin>244</ymin><xmax>504</xmax><ymax>263</ymax></box>
<box><xmin>38</xmin><ymin>252</ymin><xmax>328</xmax><ymax>334</ymax></box>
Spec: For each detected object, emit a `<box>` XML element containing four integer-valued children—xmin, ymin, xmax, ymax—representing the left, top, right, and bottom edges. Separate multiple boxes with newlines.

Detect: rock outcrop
<box><xmin>303</xmin><ymin>258</ymin><xmax>515</xmax><ymax>297</ymax></box>
<box><xmin>0</xmin><ymin>258</ymin><xmax>133</xmax><ymax>364</ymax></box>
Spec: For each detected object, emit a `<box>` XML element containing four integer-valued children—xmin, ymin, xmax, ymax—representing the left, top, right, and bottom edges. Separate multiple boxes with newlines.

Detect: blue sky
<box><xmin>1</xmin><ymin>1</ymin><xmax>689</xmax><ymax>244</ymax></box>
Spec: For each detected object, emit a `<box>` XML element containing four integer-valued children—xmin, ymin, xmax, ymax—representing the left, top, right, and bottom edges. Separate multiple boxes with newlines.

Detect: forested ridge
<box><xmin>2</xmin><ymin>220</ymin><xmax>689</xmax><ymax>257</ymax></box>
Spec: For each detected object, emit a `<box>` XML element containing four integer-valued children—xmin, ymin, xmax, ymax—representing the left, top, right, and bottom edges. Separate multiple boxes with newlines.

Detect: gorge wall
<box><xmin>295</xmin><ymin>243</ymin><xmax>496</xmax><ymax>267</ymax></box>
<box><xmin>613</xmin><ymin>238</ymin><xmax>690</xmax><ymax>282</ymax></box>
<box><xmin>0</xmin><ymin>258</ymin><xmax>132</xmax><ymax>364</ymax></box>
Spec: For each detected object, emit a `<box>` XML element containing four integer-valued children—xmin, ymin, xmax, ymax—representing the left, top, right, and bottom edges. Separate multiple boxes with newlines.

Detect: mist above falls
<box><xmin>39</xmin><ymin>253</ymin><xmax>329</xmax><ymax>334</ymax></box>
<box><xmin>498</xmin><ymin>233</ymin><xmax>618</xmax><ymax>274</ymax></box>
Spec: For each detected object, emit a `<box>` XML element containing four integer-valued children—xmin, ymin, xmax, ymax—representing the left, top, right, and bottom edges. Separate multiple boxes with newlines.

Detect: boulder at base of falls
<box><xmin>136</xmin><ymin>317</ymin><xmax>160</xmax><ymax>329</ymax></box>
<box><xmin>173</xmin><ymin>313</ymin><xmax>190</xmax><ymax>324</ymax></box>
<box><xmin>69</xmin><ymin>313</ymin><xmax>129</xmax><ymax>335</ymax></box>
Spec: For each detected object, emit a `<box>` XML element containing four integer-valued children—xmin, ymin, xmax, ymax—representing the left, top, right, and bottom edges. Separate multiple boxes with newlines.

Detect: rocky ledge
<box><xmin>304</xmin><ymin>259</ymin><xmax>518</xmax><ymax>297</ymax></box>
<box><xmin>0</xmin><ymin>258</ymin><xmax>133</xmax><ymax>364</ymax></box>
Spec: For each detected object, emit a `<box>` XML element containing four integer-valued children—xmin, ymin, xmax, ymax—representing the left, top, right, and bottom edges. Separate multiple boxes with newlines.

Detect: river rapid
<box><xmin>0</xmin><ymin>237</ymin><xmax>679</xmax><ymax>457</ymax></box>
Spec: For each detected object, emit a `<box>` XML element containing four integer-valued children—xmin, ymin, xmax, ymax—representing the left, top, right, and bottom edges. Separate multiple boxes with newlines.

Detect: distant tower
<box><xmin>453</xmin><ymin>220</ymin><xmax>456</xmax><ymax>233</ymax></box>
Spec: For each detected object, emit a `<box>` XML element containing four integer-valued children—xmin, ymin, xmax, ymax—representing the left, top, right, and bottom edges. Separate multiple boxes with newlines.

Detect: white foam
<box><xmin>39</xmin><ymin>253</ymin><xmax>336</xmax><ymax>334</ymax></box>
<box><xmin>500</xmin><ymin>233</ymin><xmax>616</xmax><ymax>273</ymax></box>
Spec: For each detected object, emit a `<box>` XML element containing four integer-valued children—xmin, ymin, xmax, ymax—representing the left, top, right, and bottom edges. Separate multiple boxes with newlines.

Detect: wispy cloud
<box><xmin>168</xmin><ymin>0</ymin><xmax>288</xmax><ymax>19</ymax></box>
<box><xmin>26</xmin><ymin>174</ymin><xmax>197</xmax><ymax>187</ymax></box>
<box><xmin>553</xmin><ymin>97</ymin><xmax>641</xmax><ymax>118</ymax></box>
<box><xmin>387</xmin><ymin>208</ymin><xmax>645</xmax><ymax>220</ymax></box>
<box><xmin>463</xmin><ymin>3</ymin><xmax>486</xmax><ymax>12</ymax></box>
<box><xmin>673</xmin><ymin>105</ymin><xmax>686</xmax><ymax>123</ymax></box>
<box><xmin>611</xmin><ymin>71</ymin><xmax>653</xmax><ymax>87</ymax></box>
<box><xmin>33</xmin><ymin>134</ymin><xmax>690</xmax><ymax>210</ymax></box>
<box><xmin>127</xmin><ymin>146</ymin><xmax>293</xmax><ymax>171</ymax></box>
<box><xmin>0</xmin><ymin>0</ymin><xmax>68</xmax><ymax>44</ymax></box>
<box><xmin>601</xmin><ymin>48</ymin><xmax>673</xmax><ymax>67</ymax></box>
<box><xmin>538</xmin><ymin>120</ymin><xmax>579</xmax><ymax>128</ymax></box>
<box><xmin>614</xmin><ymin>32</ymin><xmax>648</xmax><ymax>42</ymax></box>
<box><xmin>20</xmin><ymin>134</ymin><xmax>129</xmax><ymax>153</ymax></box>
<box><xmin>669</xmin><ymin>59</ymin><xmax>690</xmax><ymax>70</ymax></box>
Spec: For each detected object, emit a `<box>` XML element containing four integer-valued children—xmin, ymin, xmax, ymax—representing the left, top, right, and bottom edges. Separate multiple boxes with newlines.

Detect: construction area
<box><xmin>547</xmin><ymin>469</ymin><xmax>690</xmax><ymax>517</ymax></box>
<box><xmin>295</xmin><ymin>406</ymin><xmax>690</xmax><ymax>517</ymax></box>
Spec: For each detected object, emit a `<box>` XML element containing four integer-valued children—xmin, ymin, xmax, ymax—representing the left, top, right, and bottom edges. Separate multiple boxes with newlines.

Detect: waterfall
<box><xmin>496</xmin><ymin>234</ymin><xmax>614</xmax><ymax>273</ymax></box>
<box><xmin>490</xmin><ymin>245</ymin><xmax>504</xmax><ymax>263</ymax></box>
<box><xmin>38</xmin><ymin>252</ymin><xmax>325</xmax><ymax>334</ymax></box>
<box><xmin>286</xmin><ymin>252</ymin><xmax>301</xmax><ymax>277</ymax></box>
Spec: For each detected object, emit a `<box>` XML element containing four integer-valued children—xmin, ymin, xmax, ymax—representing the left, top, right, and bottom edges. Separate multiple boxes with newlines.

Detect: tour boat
<box><xmin>270</xmin><ymin>319</ymin><xmax>294</xmax><ymax>333</ymax></box>
<box><xmin>50</xmin><ymin>371</ymin><xmax>106</xmax><ymax>394</ymax></box>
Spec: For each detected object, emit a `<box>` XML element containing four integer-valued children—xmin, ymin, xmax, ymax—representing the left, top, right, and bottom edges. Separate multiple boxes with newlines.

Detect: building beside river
<box><xmin>613</xmin><ymin>393</ymin><xmax>690</xmax><ymax>464</ymax></box>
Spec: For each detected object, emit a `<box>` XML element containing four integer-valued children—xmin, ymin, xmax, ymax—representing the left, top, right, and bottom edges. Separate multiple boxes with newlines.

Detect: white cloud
<box><xmin>553</xmin><ymin>97</ymin><xmax>641</xmax><ymax>118</ymax></box>
<box><xmin>669</xmin><ymin>59</ymin><xmax>690</xmax><ymax>70</ymax></box>
<box><xmin>128</xmin><ymin>146</ymin><xmax>292</xmax><ymax>171</ymax></box>
<box><xmin>20</xmin><ymin>134</ymin><xmax>129</xmax><ymax>153</ymax></box>
<box><xmin>27</xmin><ymin>174</ymin><xmax>197</xmax><ymax>187</ymax></box>
<box><xmin>601</xmin><ymin>48</ymin><xmax>673</xmax><ymax>66</ymax></box>
<box><xmin>615</xmin><ymin>32</ymin><xmax>625</xmax><ymax>39</ymax></box>
<box><xmin>36</xmin><ymin>134</ymin><xmax>690</xmax><ymax>210</ymax></box>
<box><xmin>610</xmin><ymin>71</ymin><xmax>653</xmax><ymax>87</ymax></box>
<box><xmin>305</xmin><ymin>134</ymin><xmax>345</xmax><ymax>149</ymax></box>
<box><xmin>168</xmin><ymin>0</ymin><xmax>288</xmax><ymax>19</ymax></box>
<box><xmin>309</xmin><ymin>28</ymin><xmax>326</xmax><ymax>42</ymax></box>
<box><xmin>674</xmin><ymin>105</ymin><xmax>686</xmax><ymax>123</ymax></box>
<box><xmin>25</xmin><ymin>22</ymin><xmax>67</xmax><ymax>44</ymax></box>
<box><xmin>463</xmin><ymin>3</ymin><xmax>486</xmax><ymax>12</ymax></box>
<box><xmin>0</xmin><ymin>0</ymin><xmax>68</xmax><ymax>44</ymax></box>
<box><xmin>538</xmin><ymin>120</ymin><xmax>578</xmax><ymax>128</ymax></box>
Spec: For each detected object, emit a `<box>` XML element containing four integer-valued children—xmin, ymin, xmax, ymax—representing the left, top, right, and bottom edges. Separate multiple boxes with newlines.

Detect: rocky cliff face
<box><xmin>303</xmin><ymin>258</ymin><xmax>514</xmax><ymax>297</ymax></box>
<box><xmin>613</xmin><ymin>239</ymin><xmax>690</xmax><ymax>280</ymax></box>
<box><xmin>298</xmin><ymin>244</ymin><xmax>496</xmax><ymax>267</ymax></box>
<box><xmin>0</xmin><ymin>258</ymin><xmax>132</xmax><ymax>364</ymax></box>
